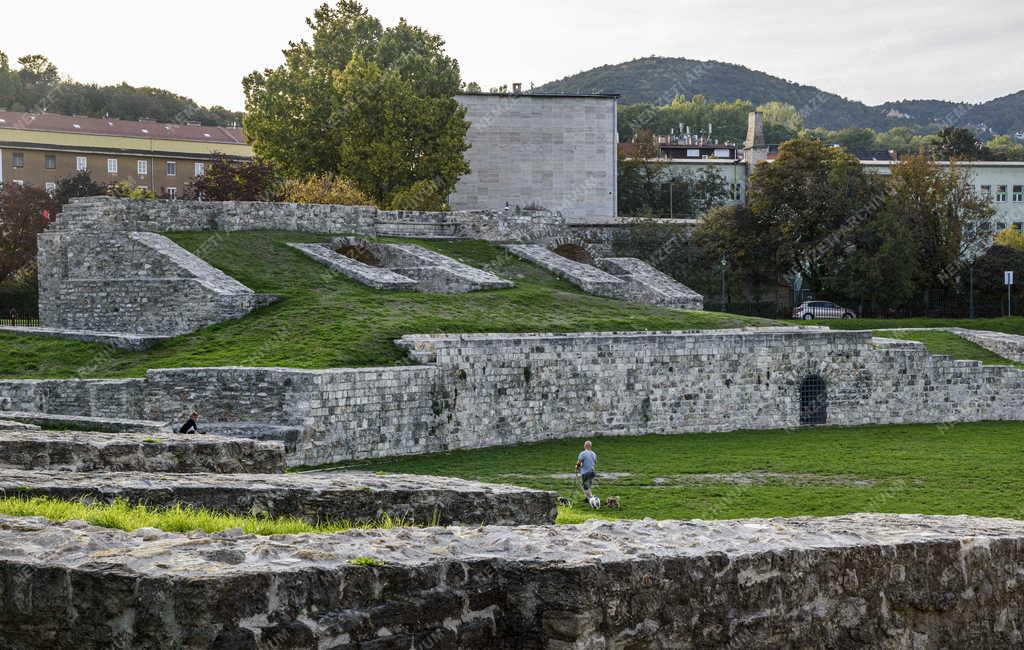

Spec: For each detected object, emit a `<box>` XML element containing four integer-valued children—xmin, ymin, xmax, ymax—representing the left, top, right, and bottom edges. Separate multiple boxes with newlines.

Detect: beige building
<box><xmin>0</xmin><ymin>111</ymin><xmax>251</xmax><ymax>197</ymax></box>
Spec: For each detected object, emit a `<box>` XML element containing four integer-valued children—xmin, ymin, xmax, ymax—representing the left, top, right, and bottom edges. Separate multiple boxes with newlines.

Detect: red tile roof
<box><xmin>0</xmin><ymin>111</ymin><xmax>246</xmax><ymax>145</ymax></box>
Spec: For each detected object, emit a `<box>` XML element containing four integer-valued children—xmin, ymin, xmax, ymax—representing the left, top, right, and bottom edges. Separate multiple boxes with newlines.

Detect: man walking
<box><xmin>576</xmin><ymin>440</ymin><xmax>598</xmax><ymax>507</ymax></box>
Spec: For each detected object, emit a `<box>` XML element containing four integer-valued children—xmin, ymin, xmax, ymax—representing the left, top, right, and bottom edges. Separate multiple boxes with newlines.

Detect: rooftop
<box><xmin>0</xmin><ymin>110</ymin><xmax>246</xmax><ymax>145</ymax></box>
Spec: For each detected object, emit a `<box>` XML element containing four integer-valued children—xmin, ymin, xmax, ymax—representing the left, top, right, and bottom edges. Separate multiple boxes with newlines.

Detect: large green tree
<box><xmin>242</xmin><ymin>1</ymin><xmax>469</xmax><ymax>207</ymax></box>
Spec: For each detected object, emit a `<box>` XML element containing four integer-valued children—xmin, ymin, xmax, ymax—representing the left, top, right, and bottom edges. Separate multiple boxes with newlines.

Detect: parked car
<box><xmin>792</xmin><ymin>300</ymin><xmax>857</xmax><ymax>320</ymax></box>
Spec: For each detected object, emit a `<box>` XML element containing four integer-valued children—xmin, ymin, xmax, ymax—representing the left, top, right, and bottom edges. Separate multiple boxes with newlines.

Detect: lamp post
<box><xmin>720</xmin><ymin>257</ymin><xmax>728</xmax><ymax>312</ymax></box>
<box><xmin>969</xmin><ymin>263</ymin><xmax>975</xmax><ymax>319</ymax></box>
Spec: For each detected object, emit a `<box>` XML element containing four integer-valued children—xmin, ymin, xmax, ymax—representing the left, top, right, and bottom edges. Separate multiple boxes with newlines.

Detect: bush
<box><xmin>53</xmin><ymin>171</ymin><xmax>106</xmax><ymax>207</ymax></box>
<box><xmin>106</xmin><ymin>182</ymin><xmax>157</xmax><ymax>199</ymax></box>
<box><xmin>281</xmin><ymin>173</ymin><xmax>374</xmax><ymax>206</ymax></box>
<box><xmin>386</xmin><ymin>179</ymin><xmax>447</xmax><ymax>211</ymax></box>
<box><xmin>0</xmin><ymin>183</ymin><xmax>58</xmax><ymax>283</ymax></box>
<box><xmin>184</xmin><ymin>153</ymin><xmax>281</xmax><ymax>202</ymax></box>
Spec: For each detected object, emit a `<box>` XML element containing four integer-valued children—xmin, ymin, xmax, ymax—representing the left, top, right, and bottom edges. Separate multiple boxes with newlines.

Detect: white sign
<box><xmin>1006</xmin><ymin>271</ymin><xmax>1015</xmax><ymax>286</ymax></box>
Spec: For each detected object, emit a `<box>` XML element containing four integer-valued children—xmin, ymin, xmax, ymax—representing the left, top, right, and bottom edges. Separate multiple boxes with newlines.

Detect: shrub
<box><xmin>386</xmin><ymin>179</ymin><xmax>447</xmax><ymax>211</ymax></box>
<box><xmin>0</xmin><ymin>183</ymin><xmax>58</xmax><ymax>283</ymax></box>
<box><xmin>106</xmin><ymin>182</ymin><xmax>157</xmax><ymax>199</ymax></box>
<box><xmin>184</xmin><ymin>153</ymin><xmax>281</xmax><ymax>202</ymax></box>
<box><xmin>53</xmin><ymin>171</ymin><xmax>106</xmax><ymax>207</ymax></box>
<box><xmin>281</xmin><ymin>173</ymin><xmax>374</xmax><ymax>206</ymax></box>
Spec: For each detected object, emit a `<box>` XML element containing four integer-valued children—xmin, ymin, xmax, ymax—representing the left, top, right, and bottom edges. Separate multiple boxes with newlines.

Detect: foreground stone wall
<box><xmin>3</xmin><ymin>513</ymin><xmax>1024</xmax><ymax>648</ymax></box>
<box><xmin>2</xmin><ymin>328</ymin><xmax>1022</xmax><ymax>465</ymax></box>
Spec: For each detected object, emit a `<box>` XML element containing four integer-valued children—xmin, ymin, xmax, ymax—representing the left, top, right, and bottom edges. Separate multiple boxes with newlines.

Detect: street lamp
<box><xmin>720</xmin><ymin>257</ymin><xmax>728</xmax><ymax>312</ymax></box>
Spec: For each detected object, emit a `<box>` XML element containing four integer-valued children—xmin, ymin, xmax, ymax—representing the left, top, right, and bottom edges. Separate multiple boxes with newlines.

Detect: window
<box><xmin>44</xmin><ymin>182</ymin><xmax>56</xmax><ymax>195</ymax></box>
<box><xmin>12</xmin><ymin>179</ymin><xmax>23</xmax><ymax>187</ymax></box>
<box><xmin>44</xmin><ymin>155</ymin><xmax>56</xmax><ymax>170</ymax></box>
<box><xmin>1014</xmin><ymin>185</ymin><xmax>1023</xmax><ymax>202</ymax></box>
<box><xmin>981</xmin><ymin>185</ymin><xmax>992</xmax><ymax>198</ymax></box>
<box><xmin>1015</xmin><ymin>223</ymin><xmax>1023</xmax><ymax>232</ymax></box>
<box><xmin>997</xmin><ymin>185</ymin><xmax>1008</xmax><ymax>202</ymax></box>
<box><xmin>166</xmin><ymin>187</ymin><xmax>177</xmax><ymax>200</ymax></box>
<box><xmin>194</xmin><ymin>162</ymin><xmax>205</xmax><ymax>176</ymax></box>
<box><xmin>76</xmin><ymin>156</ymin><xmax>87</xmax><ymax>172</ymax></box>
<box><xmin>730</xmin><ymin>183</ymin><xmax>743</xmax><ymax>201</ymax></box>
<box><xmin>11</xmin><ymin>152</ymin><xmax>24</xmax><ymax>168</ymax></box>
<box><xmin>997</xmin><ymin>222</ymin><xmax>1007</xmax><ymax>230</ymax></box>
<box><xmin>107</xmin><ymin>158</ymin><xmax>118</xmax><ymax>174</ymax></box>
<box><xmin>137</xmin><ymin>160</ymin><xmax>148</xmax><ymax>175</ymax></box>
<box><xmin>165</xmin><ymin>161</ymin><xmax>176</xmax><ymax>176</ymax></box>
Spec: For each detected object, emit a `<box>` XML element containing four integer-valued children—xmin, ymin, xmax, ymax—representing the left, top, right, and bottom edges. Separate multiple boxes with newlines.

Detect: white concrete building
<box><xmin>449</xmin><ymin>92</ymin><xmax>619</xmax><ymax>218</ymax></box>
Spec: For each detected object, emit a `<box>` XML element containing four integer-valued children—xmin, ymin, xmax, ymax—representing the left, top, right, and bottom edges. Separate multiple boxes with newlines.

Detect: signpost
<box><xmin>1006</xmin><ymin>271</ymin><xmax>1015</xmax><ymax>316</ymax></box>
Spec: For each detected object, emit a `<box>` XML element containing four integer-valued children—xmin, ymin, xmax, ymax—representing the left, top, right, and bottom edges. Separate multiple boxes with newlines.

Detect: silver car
<box><xmin>792</xmin><ymin>300</ymin><xmax>856</xmax><ymax>320</ymax></box>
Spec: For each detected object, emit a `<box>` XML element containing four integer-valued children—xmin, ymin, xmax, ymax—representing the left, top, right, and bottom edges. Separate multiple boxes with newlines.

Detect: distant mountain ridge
<box><xmin>534</xmin><ymin>56</ymin><xmax>1024</xmax><ymax>137</ymax></box>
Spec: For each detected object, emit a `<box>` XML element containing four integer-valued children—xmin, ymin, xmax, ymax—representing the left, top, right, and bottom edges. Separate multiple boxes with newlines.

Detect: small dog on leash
<box><xmin>605</xmin><ymin>496</ymin><xmax>621</xmax><ymax>509</ymax></box>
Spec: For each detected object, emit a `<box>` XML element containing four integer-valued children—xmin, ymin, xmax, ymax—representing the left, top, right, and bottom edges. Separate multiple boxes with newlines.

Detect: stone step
<box><xmin>597</xmin><ymin>257</ymin><xmax>704</xmax><ymax>310</ymax></box>
<box><xmin>0</xmin><ymin>411</ymin><xmax>173</xmax><ymax>433</ymax></box>
<box><xmin>0</xmin><ymin>513</ymin><xmax>1021</xmax><ymax>647</ymax></box>
<box><xmin>201</xmin><ymin>422</ymin><xmax>304</xmax><ymax>452</ymax></box>
<box><xmin>0</xmin><ymin>469</ymin><xmax>557</xmax><ymax>526</ymax></box>
<box><xmin>0</xmin><ymin>429</ymin><xmax>286</xmax><ymax>473</ymax></box>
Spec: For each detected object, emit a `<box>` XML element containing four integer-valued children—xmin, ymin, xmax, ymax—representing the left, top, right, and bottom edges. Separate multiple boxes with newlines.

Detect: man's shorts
<box><xmin>580</xmin><ymin>471</ymin><xmax>596</xmax><ymax>490</ymax></box>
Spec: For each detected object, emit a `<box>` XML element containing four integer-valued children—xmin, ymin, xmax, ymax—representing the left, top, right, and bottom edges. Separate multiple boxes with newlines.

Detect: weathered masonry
<box><xmin>2</xmin><ymin>328</ymin><xmax>1022</xmax><ymax>465</ymax></box>
<box><xmin>5</xmin><ymin>513</ymin><xmax>1024</xmax><ymax>648</ymax></box>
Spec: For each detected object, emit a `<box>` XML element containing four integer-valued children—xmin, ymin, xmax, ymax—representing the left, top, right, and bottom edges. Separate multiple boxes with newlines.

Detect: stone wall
<box><xmin>51</xmin><ymin>195</ymin><xmax>566</xmax><ymax>242</ymax></box>
<box><xmin>450</xmin><ymin>93</ymin><xmax>618</xmax><ymax>218</ymax></box>
<box><xmin>37</xmin><ymin>230</ymin><xmax>270</xmax><ymax>336</ymax></box>
<box><xmin>5</xmin><ymin>512</ymin><xmax>1024</xmax><ymax>648</ymax></box>
<box><xmin>2</xmin><ymin>328</ymin><xmax>1023</xmax><ymax>465</ymax></box>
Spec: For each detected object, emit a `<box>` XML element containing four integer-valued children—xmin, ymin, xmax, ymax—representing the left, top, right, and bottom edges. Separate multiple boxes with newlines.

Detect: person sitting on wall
<box><xmin>179</xmin><ymin>411</ymin><xmax>201</xmax><ymax>434</ymax></box>
<box><xmin>576</xmin><ymin>440</ymin><xmax>599</xmax><ymax>507</ymax></box>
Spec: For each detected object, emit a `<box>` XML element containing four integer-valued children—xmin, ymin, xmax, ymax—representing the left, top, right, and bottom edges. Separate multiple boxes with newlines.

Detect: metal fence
<box><xmin>0</xmin><ymin>318</ymin><xmax>40</xmax><ymax>327</ymax></box>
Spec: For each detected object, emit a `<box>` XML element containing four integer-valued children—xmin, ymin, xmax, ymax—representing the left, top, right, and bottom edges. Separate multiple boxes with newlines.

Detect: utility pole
<box><xmin>969</xmin><ymin>263</ymin><xmax>975</xmax><ymax>319</ymax></box>
<box><xmin>720</xmin><ymin>258</ymin><xmax>728</xmax><ymax>312</ymax></box>
<box><xmin>668</xmin><ymin>182</ymin><xmax>673</xmax><ymax>219</ymax></box>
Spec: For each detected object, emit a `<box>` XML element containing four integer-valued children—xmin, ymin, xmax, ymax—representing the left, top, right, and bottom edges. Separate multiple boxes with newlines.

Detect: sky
<box><xmin>2</xmin><ymin>0</ymin><xmax>1023</xmax><ymax>112</ymax></box>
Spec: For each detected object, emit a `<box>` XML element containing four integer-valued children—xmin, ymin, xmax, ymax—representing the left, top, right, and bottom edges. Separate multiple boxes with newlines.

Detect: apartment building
<box><xmin>0</xmin><ymin>111</ymin><xmax>252</xmax><ymax>197</ymax></box>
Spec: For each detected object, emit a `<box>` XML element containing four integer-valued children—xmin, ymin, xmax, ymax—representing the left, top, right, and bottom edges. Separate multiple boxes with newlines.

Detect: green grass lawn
<box><xmin>871</xmin><ymin>329</ymin><xmax>1024</xmax><ymax>368</ymax></box>
<box><xmin>0</xmin><ymin>496</ymin><xmax>412</xmax><ymax>535</ymax></box>
<box><xmin>804</xmin><ymin>316</ymin><xmax>1024</xmax><ymax>335</ymax></box>
<box><xmin>317</xmin><ymin>421</ymin><xmax>1024</xmax><ymax>524</ymax></box>
<box><xmin>0</xmin><ymin>232</ymin><xmax>774</xmax><ymax>379</ymax></box>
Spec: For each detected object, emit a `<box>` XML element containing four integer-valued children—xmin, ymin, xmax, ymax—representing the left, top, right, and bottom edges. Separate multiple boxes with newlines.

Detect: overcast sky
<box><xmin>3</xmin><ymin>0</ymin><xmax>1023</xmax><ymax>111</ymax></box>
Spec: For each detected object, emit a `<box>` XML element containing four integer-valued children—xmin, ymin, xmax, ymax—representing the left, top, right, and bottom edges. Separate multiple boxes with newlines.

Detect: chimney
<box><xmin>743</xmin><ymin>111</ymin><xmax>769</xmax><ymax>168</ymax></box>
<box><xmin>512</xmin><ymin>82</ymin><xmax>522</xmax><ymax>94</ymax></box>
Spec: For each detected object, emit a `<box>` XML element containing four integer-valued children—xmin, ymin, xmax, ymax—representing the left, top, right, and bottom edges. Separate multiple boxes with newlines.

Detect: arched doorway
<box><xmin>799</xmin><ymin>374</ymin><xmax>827</xmax><ymax>425</ymax></box>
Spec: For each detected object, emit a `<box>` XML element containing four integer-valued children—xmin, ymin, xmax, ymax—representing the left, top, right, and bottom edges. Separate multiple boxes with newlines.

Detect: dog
<box><xmin>605</xmin><ymin>496</ymin><xmax>621</xmax><ymax>509</ymax></box>
<box><xmin>557</xmin><ymin>496</ymin><xmax>573</xmax><ymax>508</ymax></box>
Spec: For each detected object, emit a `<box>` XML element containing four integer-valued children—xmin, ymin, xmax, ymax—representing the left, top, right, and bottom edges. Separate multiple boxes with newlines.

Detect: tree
<box><xmin>0</xmin><ymin>184</ymin><xmax>58</xmax><ymax>283</ymax></box>
<box><xmin>184</xmin><ymin>154</ymin><xmax>280</xmax><ymax>202</ymax></box>
<box><xmin>934</xmin><ymin>126</ymin><xmax>985</xmax><ymax>160</ymax></box>
<box><xmin>757</xmin><ymin>101</ymin><xmax>804</xmax><ymax>132</ymax></box>
<box><xmin>985</xmin><ymin>135</ymin><xmax>1024</xmax><ymax>161</ymax></box>
<box><xmin>242</xmin><ymin>1</ymin><xmax>469</xmax><ymax>206</ymax></box>
<box><xmin>16</xmin><ymin>54</ymin><xmax>59</xmax><ymax>86</ymax></box>
<box><xmin>53</xmin><ymin>171</ymin><xmax>106</xmax><ymax>207</ymax></box>
<box><xmin>881</xmin><ymin>156</ymin><xmax>995</xmax><ymax>306</ymax></box>
<box><xmin>995</xmin><ymin>227</ymin><xmax>1024</xmax><ymax>251</ymax></box>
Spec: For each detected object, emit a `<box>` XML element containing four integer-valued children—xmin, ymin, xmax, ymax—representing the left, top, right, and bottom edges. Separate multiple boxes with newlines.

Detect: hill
<box><xmin>0</xmin><ymin>53</ymin><xmax>242</xmax><ymax>127</ymax></box>
<box><xmin>535</xmin><ymin>56</ymin><xmax>1024</xmax><ymax>137</ymax></box>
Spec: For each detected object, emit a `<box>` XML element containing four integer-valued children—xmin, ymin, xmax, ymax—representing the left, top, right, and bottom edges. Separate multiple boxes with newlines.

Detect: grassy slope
<box><xmin>0</xmin><ymin>232</ymin><xmax>773</xmax><ymax>379</ymax></box>
<box><xmin>323</xmin><ymin>422</ymin><xmax>1024</xmax><ymax>524</ymax></box>
<box><xmin>808</xmin><ymin>316</ymin><xmax>1024</xmax><ymax>336</ymax></box>
<box><xmin>871</xmin><ymin>330</ymin><xmax>1024</xmax><ymax>368</ymax></box>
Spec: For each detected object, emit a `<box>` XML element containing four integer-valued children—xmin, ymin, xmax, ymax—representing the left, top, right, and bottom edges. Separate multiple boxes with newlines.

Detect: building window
<box><xmin>166</xmin><ymin>161</ymin><xmax>177</xmax><ymax>176</ymax></box>
<box><xmin>12</xmin><ymin>180</ymin><xmax>24</xmax><ymax>187</ymax></box>
<box><xmin>11</xmin><ymin>153</ymin><xmax>24</xmax><ymax>168</ymax></box>
<box><xmin>1016</xmin><ymin>223</ymin><xmax>1023</xmax><ymax>232</ymax></box>
<box><xmin>166</xmin><ymin>187</ymin><xmax>177</xmax><ymax>200</ymax></box>
<box><xmin>1014</xmin><ymin>185</ymin><xmax>1023</xmax><ymax>202</ymax></box>
<box><xmin>137</xmin><ymin>160</ymin><xmax>148</xmax><ymax>175</ymax></box>
<box><xmin>996</xmin><ymin>185</ymin><xmax>1008</xmax><ymax>202</ymax></box>
<box><xmin>44</xmin><ymin>181</ymin><xmax>56</xmax><ymax>195</ymax></box>
<box><xmin>107</xmin><ymin>158</ymin><xmax>118</xmax><ymax>174</ymax></box>
<box><xmin>730</xmin><ymin>183</ymin><xmax>743</xmax><ymax>202</ymax></box>
<box><xmin>981</xmin><ymin>185</ymin><xmax>992</xmax><ymax>198</ymax></box>
<box><xmin>997</xmin><ymin>222</ymin><xmax>1007</xmax><ymax>230</ymax></box>
<box><xmin>76</xmin><ymin>156</ymin><xmax>87</xmax><ymax>172</ymax></box>
<box><xmin>194</xmin><ymin>162</ymin><xmax>205</xmax><ymax>176</ymax></box>
<box><xmin>44</xmin><ymin>155</ymin><xmax>56</xmax><ymax>170</ymax></box>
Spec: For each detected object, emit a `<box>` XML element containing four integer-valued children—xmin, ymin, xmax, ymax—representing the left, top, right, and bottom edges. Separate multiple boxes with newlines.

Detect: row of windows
<box><xmin>6</xmin><ymin>179</ymin><xmax>182</xmax><ymax>200</ymax></box>
<box><xmin>9</xmin><ymin>152</ymin><xmax>205</xmax><ymax>177</ymax></box>
<box><xmin>980</xmin><ymin>185</ymin><xmax>1024</xmax><ymax>202</ymax></box>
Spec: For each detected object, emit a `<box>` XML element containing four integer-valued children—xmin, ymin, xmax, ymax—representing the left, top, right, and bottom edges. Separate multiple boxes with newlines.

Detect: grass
<box><xmin>316</xmin><ymin>421</ymin><xmax>1024</xmax><ymax>524</ymax></box>
<box><xmin>0</xmin><ymin>232</ymin><xmax>774</xmax><ymax>379</ymax></box>
<box><xmin>871</xmin><ymin>329</ymin><xmax>1024</xmax><ymax>368</ymax></box>
<box><xmin>803</xmin><ymin>316</ymin><xmax>1024</xmax><ymax>335</ymax></box>
<box><xmin>0</xmin><ymin>496</ymin><xmax>412</xmax><ymax>535</ymax></box>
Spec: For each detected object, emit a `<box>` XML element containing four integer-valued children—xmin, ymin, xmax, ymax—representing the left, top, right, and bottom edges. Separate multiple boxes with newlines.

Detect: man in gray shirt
<box><xmin>576</xmin><ymin>440</ymin><xmax>597</xmax><ymax>501</ymax></box>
